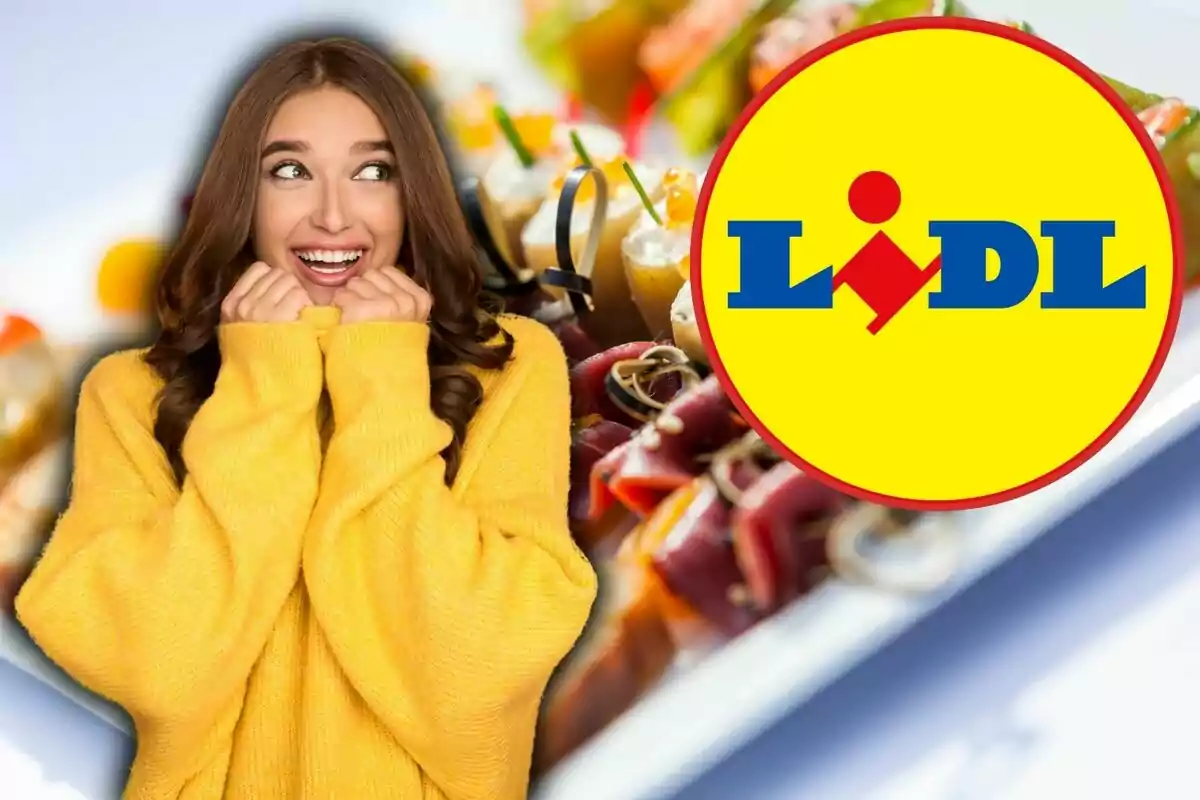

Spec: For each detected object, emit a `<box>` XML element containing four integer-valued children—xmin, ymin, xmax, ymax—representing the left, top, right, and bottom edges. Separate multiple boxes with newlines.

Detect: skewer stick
<box><xmin>569</xmin><ymin>129</ymin><xmax>594</xmax><ymax>168</ymax></box>
<box><xmin>493</xmin><ymin>104</ymin><xmax>535</xmax><ymax>168</ymax></box>
<box><xmin>623</xmin><ymin>161</ymin><xmax>663</xmax><ymax>226</ymax></box>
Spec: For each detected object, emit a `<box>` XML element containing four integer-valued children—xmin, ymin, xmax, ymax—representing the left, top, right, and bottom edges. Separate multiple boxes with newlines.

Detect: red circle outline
<box><xmin>690</xmin><ymin>16</ymin><xmax>1185</xmax><ymax>512</ymax></box>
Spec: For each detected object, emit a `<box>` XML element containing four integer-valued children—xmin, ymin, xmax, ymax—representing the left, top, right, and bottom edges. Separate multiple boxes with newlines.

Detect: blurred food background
<box><xmin>4</xmin><ymin>0</ymin><xmax>1199</xmax><ymax>340</ymax></box>
<box><xmin>4</xmin><ymin>2</ymin><xmax>1200</xmax><ymax>799</ymax></box>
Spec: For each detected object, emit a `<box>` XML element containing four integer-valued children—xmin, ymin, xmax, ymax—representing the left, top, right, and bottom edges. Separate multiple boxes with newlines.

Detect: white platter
<box><xmin>0</xmin><ymin>617</ymin><xmax>131</xmax><ymax>735</ymax></box>
<box><xmin>532</xmin><ymin>296</ymin><xmax>1200</xmax><ymax>800</ymax></box>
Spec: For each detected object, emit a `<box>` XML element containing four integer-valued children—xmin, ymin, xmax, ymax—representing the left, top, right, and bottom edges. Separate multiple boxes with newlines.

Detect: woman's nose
<box><xmin>312</xmin><ymin>180</ymin><xmax>349</xmax><ymax>233</ymax></box>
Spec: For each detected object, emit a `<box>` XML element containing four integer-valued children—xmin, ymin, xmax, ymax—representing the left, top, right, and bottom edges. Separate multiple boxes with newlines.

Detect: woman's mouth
<box><xmin>292</xmin><ymin>248</ymin><xmax>367</xmax><ymax>286</ymax></box>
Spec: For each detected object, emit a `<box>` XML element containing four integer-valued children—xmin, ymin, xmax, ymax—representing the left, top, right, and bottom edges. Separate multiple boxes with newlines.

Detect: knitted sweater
<box><xmin>16</xmin><ymin>307</ymin><xmax>597</xmax><ymax>799</ymax></box>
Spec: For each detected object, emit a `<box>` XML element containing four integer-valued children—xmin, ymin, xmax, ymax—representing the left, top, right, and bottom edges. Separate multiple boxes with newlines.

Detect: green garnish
<box><xmin>623</xmin><ymin>161</ymin><xmax>663</xmax><ymax>226</ymax></box>
<box><xmin>493</xmin><ymin>105</ymin><xmax>535</xmax><ymax>168</ymax></box>
<box><xmin>569</xmin><ymin>129</ymin><xmax>594</xmax><ymax>167</ymax></box>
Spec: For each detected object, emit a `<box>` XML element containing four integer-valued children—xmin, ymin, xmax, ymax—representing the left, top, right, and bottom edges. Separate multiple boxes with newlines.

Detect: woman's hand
<box><xmin>221</xmin><ymin>261</ymin><xmax>313</xmax><ymax>323</ymax></box>
<box><xmin>332</xmin><ymin>267</ymin><xmax>432</xmax><ymax>324</ymax></box>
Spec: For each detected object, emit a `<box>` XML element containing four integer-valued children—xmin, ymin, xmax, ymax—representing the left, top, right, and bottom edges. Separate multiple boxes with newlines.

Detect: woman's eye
<box><xmin>270</xmin><ymin>163</ymin><xmax>307</xmax><ymax>180</ymax></box>
<box><xmin>355</xmin><ymin>163</ymin><xmax>392</xmax><ymax>181</ymax></box>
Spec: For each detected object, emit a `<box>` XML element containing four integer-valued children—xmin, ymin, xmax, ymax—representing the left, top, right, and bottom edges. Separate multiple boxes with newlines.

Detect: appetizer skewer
<box><xmin>620</xmin><ymin>167</ymin><xmax>697</xmax><ymax>340</ymax></box>
<box><xmin>749</xmin><ymin>2</ymin><xmax>858</xmax><ymax>94</ymax></box>
<box><xmin>521</xmin><ymin>132</ymin><xmax>665</xmax><ymax>347</ymax></box>
<box><xmin>480</xmin><ymin>105</ymin><xmax>559</xmax><ymax>274</ymax></box>
<box><xmin>522</xmin><ymin>0</ymin><xmax>691</xmax><ymax>125</ymax></box>
<box><xmin>0</xmin><ymin>314</ymin><xmax>65</xmax><ymax>494</ymax></box>
<box><xmin>0</xmin><ymin>439</ymin><xmax>67</xmax><ymax>612</ymax></box>
<box><xmin>537</xmin><ymin>373</ymin><xmax>959</xmax><ymax>772</ymax></box>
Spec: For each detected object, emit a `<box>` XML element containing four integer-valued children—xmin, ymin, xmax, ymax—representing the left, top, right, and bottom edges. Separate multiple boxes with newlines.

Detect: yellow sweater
<box><xmin>15</xmin><ymin>307</ymin><xmax>598</xmax><ymax>799</ymax></box>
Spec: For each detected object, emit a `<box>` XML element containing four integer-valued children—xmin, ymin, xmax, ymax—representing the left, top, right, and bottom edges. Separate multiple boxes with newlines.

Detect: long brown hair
<box><xmin>144</xmin><ymin>36</ymin><xmax>512</xmax><ymax>486</ymax></box>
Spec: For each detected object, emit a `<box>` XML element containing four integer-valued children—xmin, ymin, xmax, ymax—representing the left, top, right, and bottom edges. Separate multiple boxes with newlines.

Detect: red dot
<box><xmin>848</xmin><ymin>171</ymin><xmax>901</xmax><ymax>224</ymax></box>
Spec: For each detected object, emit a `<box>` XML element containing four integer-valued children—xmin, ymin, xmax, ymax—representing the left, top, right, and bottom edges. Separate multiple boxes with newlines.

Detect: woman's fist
<box><xmin>332</xmin><ymin>267</ymin><xmax>432</xmax><ymax>325</ymax></box>
<box><xmin>221</xmin><ymin>262</ymin><xmax>313</xmax><ymax>323</ymax></box>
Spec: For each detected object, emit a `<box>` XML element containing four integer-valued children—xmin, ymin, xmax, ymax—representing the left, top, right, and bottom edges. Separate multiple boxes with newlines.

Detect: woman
<box><xmin>15</xmin><ymin>36</ymin><xmax>597</xmax><ymax>799</ymax></box>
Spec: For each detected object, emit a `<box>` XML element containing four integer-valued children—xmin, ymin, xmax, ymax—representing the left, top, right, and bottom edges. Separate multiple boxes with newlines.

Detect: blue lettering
<box><xmin>727</xmin><ymin>220</ymin><xmax>833</xmax><ymax>309</ymax></box>
<box><xmin>927</xmin><ymin>221</ymin><xmax>1039</xmax><ymax>309</ymax></box>
<box><xmin>1039</xmin><ymin>221</ymin><xmax>1145</xmax><ymax>309</ymax></box>
<box><xmin>723</xmin><ymin>218</ymin><xmax>1146</xmax><ymax>314</ymax></box>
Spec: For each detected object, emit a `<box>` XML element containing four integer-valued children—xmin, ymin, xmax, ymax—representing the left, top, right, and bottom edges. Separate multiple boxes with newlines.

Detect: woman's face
<box><xmin>253</xmin><ymin>85</ymin><xmax>404</xmax><ymax>305</ymax></box>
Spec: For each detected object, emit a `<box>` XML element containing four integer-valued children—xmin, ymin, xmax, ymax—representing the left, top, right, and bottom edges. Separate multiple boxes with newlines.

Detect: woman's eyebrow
<box><xmin>261</xmin><ymin>140</ymin><xmax>309</xmax><ymax>158</ymax></box>
<box><xmin>352</xmin><ymin>139</ymin><xmax>394</xmax><ymax>153</ymax></box>
<box><xmin>260</xmin><ymin>140</ymin><xmax>393</xmax><ymax>157</ymax></box>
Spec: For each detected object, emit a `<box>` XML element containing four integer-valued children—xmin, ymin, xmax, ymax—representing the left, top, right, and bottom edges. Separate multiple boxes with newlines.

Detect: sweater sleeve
<box><xmin>15</xmin><ymin>322</ymin><xmax>324</xmax><ymax>724</ymax></box>
<box><xmin>303</xmin><ymin>318</ymin><xmax>598</xmax><ymax>800</ymax></box>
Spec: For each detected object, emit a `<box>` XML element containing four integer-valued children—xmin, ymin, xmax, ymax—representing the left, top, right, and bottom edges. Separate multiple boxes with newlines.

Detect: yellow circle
<box><xmin>698</xmin><ymin>21</ymin><xmax>1179</xmax><ymax>508</ymax></box>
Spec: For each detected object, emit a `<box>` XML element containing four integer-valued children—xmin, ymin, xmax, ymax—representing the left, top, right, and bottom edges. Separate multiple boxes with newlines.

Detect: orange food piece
<box><xmin>513</xmin><ymin>112</ymin><xmax>558</xmax><ymax>156</ymax></box>
<box><xmin>663</xmin><ymin>166</ymin><xmax>698</xmax><ymax>194</ymax></box>
<box><xmin>395</xmin><ymin>54</ymin><xmax>435</xmax><ymax>88</ymax></box>
<box><xmin>676</xmin><ymin>252</ymin><xmax>692</xmax><ymax>281</ymax></box>
<box><xmin>0</xmin><ymin>313</ymin><xmax>42</xmax><ymax>354</ymax></box>
<box><xmin>448</xmin><ymin>85</ymin><xmax>500</xmax><ymax>152</ymax></box>
<box><xmin>665</xmin><ymin>184</ymin><xmax>697</xmax><ymax>229</ymax></box>
<box><xmin>551</xmin><ymin>156</ymin><xmax>630</xmax><ymax>203</ymax></box>
<box><xmin>600</xmin><ymin>157</ymin><xmax>632</xmax><ymax>192</ymax></box>
<box><xmin>640</xmin><ymin>0</ymin><xmax>754</xmax><ymax>94</ymax></box>
<box><xmin>533</xmin><ymin>561</ymin><xmax>677</xmax><ymax>774</ymax></box>
<box><xmin>618</xmin><ymin>478</ymin><xmax>707</xmax><ymax>628</ymax></box>
<box><xmin>97</xmin><ymin>239</ymin><xmax>165</xmax><ymax>314</ymax></box>
<box><xmin>449</xmin><ymin>83</ymin><xmax>558</xmax><ymax>159</ymax></box>
<box><xmin>562</xmin><ymin>1</ymin><xmax>658</xmax><ymax>124</ymax></box>
<box><xmin>619</xmin><ymin>477</ymin><xmax>701</xmax><ymax>565</ymax></box>
<box><xmin>1139</xmin><ymin>98</ymin><xmax>1193</xmax><ymax>145</ymax></box>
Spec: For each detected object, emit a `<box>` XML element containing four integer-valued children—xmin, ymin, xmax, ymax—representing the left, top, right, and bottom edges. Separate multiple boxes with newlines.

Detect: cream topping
<box><xmin>483</xmin><ymin>153</ymin><xmax>557</xmax><ymax>202</ymax></box>
<box><xmin>622</xmin><ymin>223</ymin><xmax>690</xmax><ymax>269</ymax></box>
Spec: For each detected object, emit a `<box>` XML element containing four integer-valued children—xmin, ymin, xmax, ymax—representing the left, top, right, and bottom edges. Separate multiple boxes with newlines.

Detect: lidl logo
<box><xmin>694</xmin><ymin>17</ymin><xmax>1183</xmax><ymax>510</ymax></box>
<box><xmin>728</xmin><ymin>170</ymin><xmax>1149</xmax><ymax>332</ymax></box>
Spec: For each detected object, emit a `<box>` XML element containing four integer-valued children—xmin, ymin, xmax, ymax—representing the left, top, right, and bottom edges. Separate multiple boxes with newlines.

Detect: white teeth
<box><xmin>296</xmin><ymin>249</ymin><xmax>363</xmax><ymax>274</ymax></box>
<box><xmin>296</xmin><ymin>249</ymin><xmax>363</xmax><ymax>263</ymax></box>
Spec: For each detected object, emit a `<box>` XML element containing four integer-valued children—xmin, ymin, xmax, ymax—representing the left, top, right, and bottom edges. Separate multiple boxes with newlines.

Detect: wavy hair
<box><xmin>144</xmin><ymin>36</ymin><xmax>512</xmax><ymax>486</ymax></box>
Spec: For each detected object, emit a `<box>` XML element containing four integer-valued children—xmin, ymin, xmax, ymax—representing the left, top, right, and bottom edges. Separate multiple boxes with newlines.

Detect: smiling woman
<box><xmin>254</xmin><ymin>87</ymin><xmax>405</xmax><ymax>305</ymax></box>
<box><xmin>14</xmin><ymin>35</ymin><xmax>597</xmax><ymax>800</ymax></box>
<box><xmin>149</xmin><ymin>36</ymin><xmax>510</xmax><ymax>485</ymax></box>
